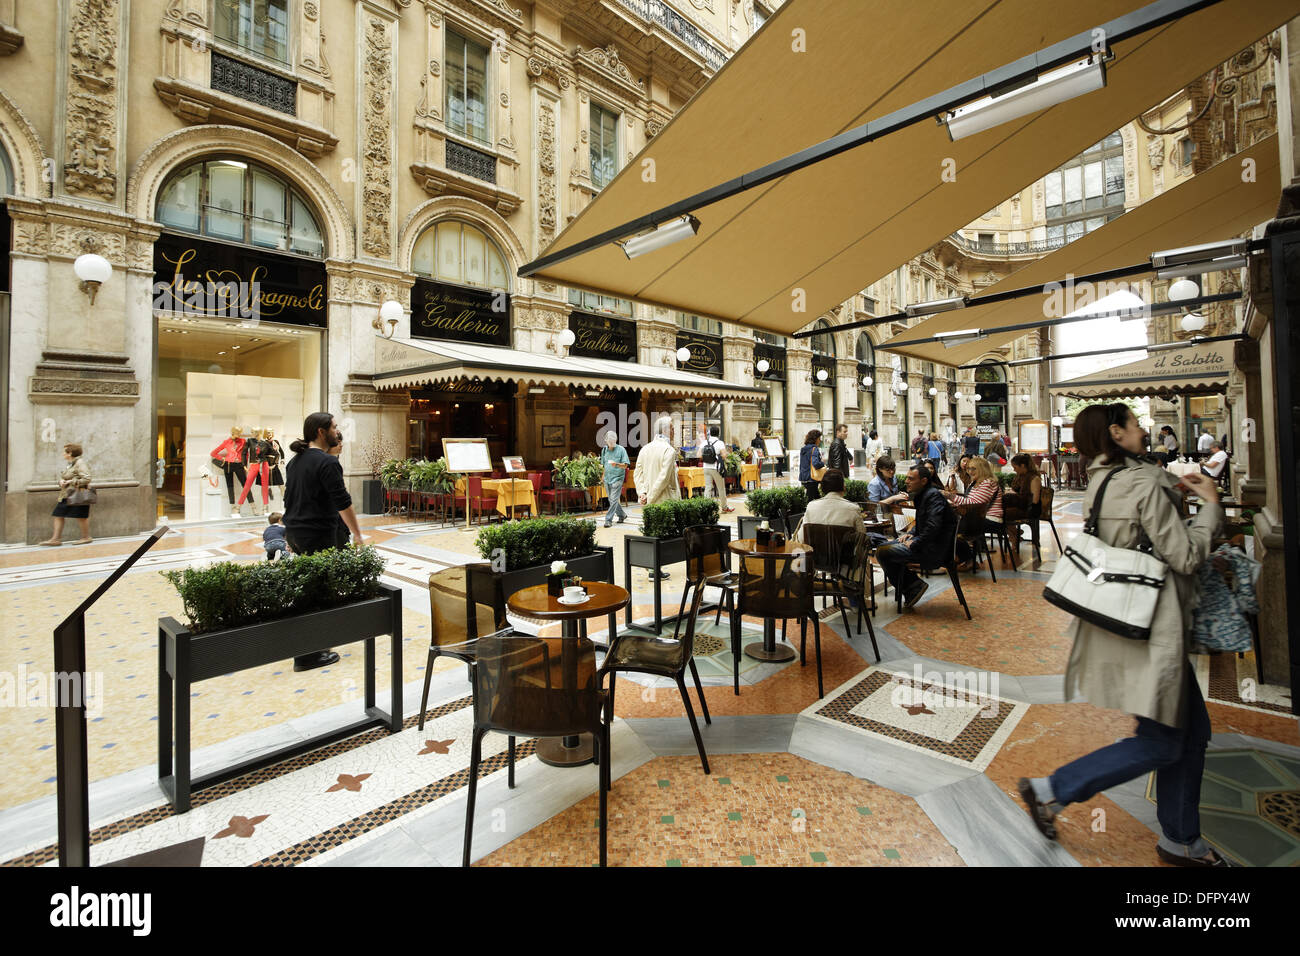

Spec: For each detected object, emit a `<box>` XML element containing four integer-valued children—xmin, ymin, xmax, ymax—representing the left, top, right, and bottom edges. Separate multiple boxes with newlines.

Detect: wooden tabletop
<box><xmin>728</xmin><ymin>537</ymin><xmax>812</xmax><ymax>557</ymax></box>
<box><xmin>506</xmin><ymin>581</ymin><xmax>630</xmax><ymax>620</ymax></box>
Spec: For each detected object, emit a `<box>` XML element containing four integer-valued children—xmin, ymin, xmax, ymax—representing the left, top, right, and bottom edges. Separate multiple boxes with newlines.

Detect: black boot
<box><xmin>294</xmin><ymin>650</ymin><xmax>340</xmax><ymax>672</ymax></box>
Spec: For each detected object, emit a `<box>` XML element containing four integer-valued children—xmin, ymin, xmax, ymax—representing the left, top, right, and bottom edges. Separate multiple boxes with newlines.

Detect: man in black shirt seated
<box><xmin>874</xmin><ymin>462</ymin><xmax>957</xmax><ymax>609</ymax></box>
<box><xmin>283</xmin><ymin>411</ymin><xmax>365</xmax><ymax>671</ymax></box>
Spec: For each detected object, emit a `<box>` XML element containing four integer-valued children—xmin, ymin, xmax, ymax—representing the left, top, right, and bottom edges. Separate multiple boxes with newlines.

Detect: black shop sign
<box><xmin>675</xmin><ymin>331</ymin><xmax>723</xmax><ymax>378</ymax></box>
<box><xmin>569</xmin><ymin>311</ymin><xmax>636</xmax><ymax>361</ymax></box>
<box><xmin>755</xmin><ymin>342</ymin><xmax>787</xmax><ymax>380</ymax></box>
<box><xmin>152</xmin><ymin>232</ymin><xmax>328</xmax><ymax>328</ymax></box>
<box><xmin>411</xmin><ymin>279</ymin><xmax>511</xmax><ymax>346</ymax></box>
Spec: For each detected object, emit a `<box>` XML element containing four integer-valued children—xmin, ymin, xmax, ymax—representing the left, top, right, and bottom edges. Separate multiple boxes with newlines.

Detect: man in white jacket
<box><xmin>635</xmin><ymin>416</ymin><xmax>681</xmax><ymax>507</ymax></box>
<box><xmin>634</xmin><ymin>416</ymin><xmax>680</xmax><ymax>580</ymax></box>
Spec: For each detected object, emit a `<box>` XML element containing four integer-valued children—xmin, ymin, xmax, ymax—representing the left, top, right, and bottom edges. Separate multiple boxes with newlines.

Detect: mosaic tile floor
<box><xmin>474</xmin><ymin>753</ymin><xmax>966</xmax><ymax>867</ymax></box>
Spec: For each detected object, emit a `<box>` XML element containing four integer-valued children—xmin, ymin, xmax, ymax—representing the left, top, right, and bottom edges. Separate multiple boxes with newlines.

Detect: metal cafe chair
<box><xmin>675</xmin><ymin>524</ymin><xmax>738</xmax><ymax>635</ymax></box>
<box><xmin>891</xmin><ymin>519</ymin><xmax>972</xmax><ymax>620</ymax></box>
<box><xmin>463</xmin><ymin>630</ymin><xmax>610</xmax><ymax>867</ymax></box>
<box><xmin>804</xmin><ymin>525</ymin><xmax>881</xmax><ymax>662</ymax></box>
<box><xmin>602</xmin><ymin>584</ymin><xmax>712</xmax><ymax>775</ymax></box>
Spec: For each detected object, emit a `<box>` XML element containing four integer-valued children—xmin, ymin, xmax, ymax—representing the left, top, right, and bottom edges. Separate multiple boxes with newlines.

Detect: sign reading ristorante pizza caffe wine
<box><xmin>411</xmin><ymin>279</ymin><xmax>510</xmax><ymax>346</ymax></box>
<box><xmin>568</xmin><ymin>311</ymin><xmax>636</xmax><ymax>361</ymax></box>
<box><xmin>675</xmin><ymin>330</ymin><xmax>723</xmax><ymax>377</ymax></box>
<box><xmin>153</xmin><ymin>232</ymin><xmax>327</xmax><ymax>327</ymax></box>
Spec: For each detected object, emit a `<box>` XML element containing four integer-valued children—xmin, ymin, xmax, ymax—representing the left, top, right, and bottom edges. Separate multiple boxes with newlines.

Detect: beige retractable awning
<box><xmin>522</xmin><ymin>0</ymin><xmax>1295</xmax><ymax>336</ymax></box>
<box><xmin>883</xmin><ymin>138</ymin><xmax>1279</xmax><ymax>366</ymax></box>
<box><xmin>880</xmin><ymin>136</ymin><xmax>1279</xmax><ymax>365</ymax></box>
<box><xmin>1049</xmin><ymin>340</ymin><xmax>1234</xmax><ymax>397</ymax></box>
<box><xmin>371</xmin><ymin>337</ymin><xmax>764</xmax><ymax>401</ymax></box>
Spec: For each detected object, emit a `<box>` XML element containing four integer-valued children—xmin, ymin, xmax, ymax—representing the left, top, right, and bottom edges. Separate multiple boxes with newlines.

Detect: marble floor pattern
<box><xmin>2</xmin><ymin>489</ymin><xmax>1297</xmax><ymax>866</ymax></box>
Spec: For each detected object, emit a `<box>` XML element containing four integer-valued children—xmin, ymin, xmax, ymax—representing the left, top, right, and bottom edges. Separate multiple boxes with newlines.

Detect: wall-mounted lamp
<box><xmin>676</xmin><ymin>346</ymin><xmax>692</xmax><ymax>363</ymax></box>
<box><xmin>953</xmin><ymin>391</ymin><xmax>962</xmax><ymax>401</ymax></box>
<box><xmin>893</xmin><ymin>380</ymin><xmax>908</xmax><ymax>395</ymax></box>
<box><xmin>74</xmin><ymin>253</ymin><xmax>112</xmax><ymax>306</ymax></box>
<box><xmin>373</xmin><ymin>300</ymin><xmax>403</xmax><ymax>338</ymax></box>
<box><xmin>755</xmin><ymin>358</ymin><xmax>770</xmax><ymax>375</ymax></box>
<box><xmin>1180</xmin><ymin>312</ymin><xmax>1207</xmax><ymax>334</ymax></box>
<box><xmin>1051</xmin><ymin>416</ymin><xmax>1064</xmax><ymax>427</ymax></box>
<box><xmin>815</xmin><ymin>367</ymin><xmax>829</xmax><ymax>382</ymax></box>
<box><xmin>973</xmin><ymin>392</ymin><xmax>983</xmax><ymax>402</ymax></box>
<box><xmin>1167</xmin><ymin>278</ymin><xmax>1199</xmax><ymax>302</ymax></box>
<box><xmin>559</xmin><ymin>328</ymin><xmax>576</xmax><ymax>347</ymax></box>
<box><xmin>860</xmin><ymin>375</ymin><xmax>873</xmax><ymax>388</ymax></box>
<box><xmin>928</xmin><ymin>386</ymin><xmax>938</xmax><ymax>397</ymax></box>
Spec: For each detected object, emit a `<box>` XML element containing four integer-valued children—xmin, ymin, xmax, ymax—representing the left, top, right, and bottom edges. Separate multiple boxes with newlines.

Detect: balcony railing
<box><xmin>609</xmin><ymin>0</ymin><xmax>729</xmax><ymax>71</ymax></box>
<box><xmin>946</xmin><ymin>232</ymin><xmax>1069</xmax><ymax>257</ymax></box>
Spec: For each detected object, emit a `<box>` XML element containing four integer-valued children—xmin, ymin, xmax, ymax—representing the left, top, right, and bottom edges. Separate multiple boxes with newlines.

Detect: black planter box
<box><xmin>157</xmin><ymin>583</ymin><xmax>403</xmax><ymax>812</ymax></box>
<box><xmin>737</xmin><ymin>511</ymin><xmax>804</xmax><ymax>541</ymax></box>
<box><xmin>361</xmin><ymin>479</ymin><xmax>385</xmax><ymax>515</ymax></box>
<box><xmin>495</xmin><ymin>546</ymin><xmax>614</xmax><ymax>595</ymax></box>
<box><xmin>623</xmin><ymin>525</ymin><xmax>730</xmax><ymax>633</ymax></box>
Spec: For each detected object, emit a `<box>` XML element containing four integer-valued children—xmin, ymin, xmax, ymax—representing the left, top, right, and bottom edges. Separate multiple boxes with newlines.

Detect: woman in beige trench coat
<box><xmin>1018</xmin><ymin>403</ymin><xmax>1230</xmax><ymax>866</ymax></box>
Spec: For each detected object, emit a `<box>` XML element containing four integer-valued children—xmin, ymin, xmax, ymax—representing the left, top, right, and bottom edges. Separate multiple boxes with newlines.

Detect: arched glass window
<box><xmin>0</xmin><ymin>143</ymin><xmax>13</xmax><ymax>197</ymax></box>
<box><xmin>412</xmin><ymin>220</ymin><xmax>510</xmax><ymax>291</ymax></box>
<box><xmin>810</xmin><ymin>318</ymin><xmax>836</xmax><ymax>357</ymax></box>
<box><xmin>156</xmin><ymin>158</ymin><xmax>325</xmax><ymax>257</ymax></box>
<box><xmin>855</xmin><ymin>333</ymin><xmax>874</xmax><ymax>365</ymax></box>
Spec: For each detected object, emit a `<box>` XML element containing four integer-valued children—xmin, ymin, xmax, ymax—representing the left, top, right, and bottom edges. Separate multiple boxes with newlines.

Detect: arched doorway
<box><xmin>153</xmin><ymin>156</ymin><xmax>329</xmax><ymax>521</ymax></box>
<box><xmin>974</xmin><ymin>359</ymin><xmax>1008</xmax><ymax>445</ymax></box>
<box><xmin>810</xmin><ymin>319</ymin><xmax>837</xmax><ymax>442</ymax></box>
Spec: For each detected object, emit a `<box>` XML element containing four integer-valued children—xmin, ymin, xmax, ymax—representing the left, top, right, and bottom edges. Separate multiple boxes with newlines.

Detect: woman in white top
<box><xmin>864</xmin><ymin>429</ymin><xmax>883</xmax><ymax>470</ymax></box>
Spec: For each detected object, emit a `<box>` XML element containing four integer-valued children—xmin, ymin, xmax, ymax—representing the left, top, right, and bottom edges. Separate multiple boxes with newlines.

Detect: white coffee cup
<box><xmin>563</xmin><ymin>585</ymin><xmax>586</xmax><ymax>602</ymax></box>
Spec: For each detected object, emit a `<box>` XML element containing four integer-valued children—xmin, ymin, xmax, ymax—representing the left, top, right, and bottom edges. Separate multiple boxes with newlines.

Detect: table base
<box><xmin>536</xmin><ymin>733</ymin><xmax>595</xmax><ymax>768</ymax></box>
<box><xmin>743</xmin><ymin>641</ymin><xmax>797</xmax><ymax>663</ymax></box>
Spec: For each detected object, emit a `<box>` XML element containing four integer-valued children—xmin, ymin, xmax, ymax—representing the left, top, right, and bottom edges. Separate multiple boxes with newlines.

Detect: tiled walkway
<box><xmin>0</xmin><ymin>487</ymin><xmax>1295</xmax><ymax>867</ymax></box>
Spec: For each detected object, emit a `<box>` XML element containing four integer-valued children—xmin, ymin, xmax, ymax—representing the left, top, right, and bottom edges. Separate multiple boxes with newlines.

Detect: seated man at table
<box><xmin>794</xmin><ymin>468</ymin><xmax>864</xmax><ymax>543</ymax></box>
<box><xmin>1202</xmin><ymin>442</ymin><xmax>1229</xmax><ymax>480</ymax></box>
<box><xmin>875</xmin><ymin>463</ymin><xmax>957</xmax><ymax>609</ymax></box>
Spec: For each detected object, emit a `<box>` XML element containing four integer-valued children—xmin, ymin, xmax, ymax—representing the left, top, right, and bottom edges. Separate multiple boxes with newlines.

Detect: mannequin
<box><xmin>235</xmin><ymin>426</ymin><xmax>272</xmax><ymax>514</ymax></box>
<box><xmin>265</xmin><ymin>428</ymin><xmax>286</xmax><ymax>504</ymax></box>
<box><xmin>209</xmin><ymin>426</ymin><xmax>248</xmax><ymax>514</ymax></box>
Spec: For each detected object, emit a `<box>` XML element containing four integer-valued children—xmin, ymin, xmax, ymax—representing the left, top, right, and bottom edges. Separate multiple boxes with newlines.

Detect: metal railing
<box><xmin>608</xmin><ymin>0</ymin><xmax>729</xmax><ymax>71</ymax></box>
<box><xmin>945</xmin><ymin>232</ymin><xmax>1069</xmax><ymax>257</ymax></box>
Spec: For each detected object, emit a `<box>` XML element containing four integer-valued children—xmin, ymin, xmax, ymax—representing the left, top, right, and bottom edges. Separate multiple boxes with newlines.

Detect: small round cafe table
<box><xmin>506</xmin><ymin>581</ymin><xmax>630</xmax><ymax>768</ymax></box>
<box><xmin>727</xmin><ymin>537</ymin><xmax>812</xmax><ymax>664</ymax></box>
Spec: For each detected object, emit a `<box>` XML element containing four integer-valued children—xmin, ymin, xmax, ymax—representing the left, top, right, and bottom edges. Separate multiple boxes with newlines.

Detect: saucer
<box><xmin>557</xmin><ymin>594</ymin><xmax>590</xmax><ymax>605</ymax></box>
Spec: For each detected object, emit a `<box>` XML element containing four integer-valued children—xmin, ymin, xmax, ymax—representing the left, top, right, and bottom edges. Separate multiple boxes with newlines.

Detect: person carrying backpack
<box><xmin>701</xmin><ymin>425</ymin><xmax>732</xmax><ymax>512</ymax></box>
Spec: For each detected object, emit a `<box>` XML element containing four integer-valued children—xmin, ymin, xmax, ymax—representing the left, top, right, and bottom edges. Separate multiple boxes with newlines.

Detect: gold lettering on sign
<box><xmin>153</xmin><ymin>247</ymin><xmax>325</xmax><ymax>317</ymax></box>
<box><xmin>574</xmin><ymin>327</ymin><xmax>631</xmax><ymax>356</ymax></box>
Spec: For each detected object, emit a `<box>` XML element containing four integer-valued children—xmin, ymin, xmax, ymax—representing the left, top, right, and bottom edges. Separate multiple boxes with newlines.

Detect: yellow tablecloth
<box><xmin>677</xmin><ymin>466</ymin><xmax>707</xmax><ymax>494</ymax></box>
<box><xmin>740</xmin><ymin>463</ymin><xmax>760</xmax><ymax>488</ymax></box>
<box><xmin>454</xmin><ymin>477</ymin><xmax>536</xmax><ymax>516</ymax></box>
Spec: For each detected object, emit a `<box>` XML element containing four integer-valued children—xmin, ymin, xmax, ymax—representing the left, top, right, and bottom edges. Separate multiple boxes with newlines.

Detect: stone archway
<box><xmin>0</xmin><ymin>86</ymin><xmax>48</xmax><ymax>199</ymax></box>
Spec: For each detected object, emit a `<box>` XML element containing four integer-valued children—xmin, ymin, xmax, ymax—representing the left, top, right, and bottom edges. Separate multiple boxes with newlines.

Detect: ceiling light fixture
<box><xmin>620</xmin><ymin>215</ymin><xmax>700</xmax><ymax>259</ymax></box>
<box><xmin>944</xmin><ymin>57</ymin><xmax>1106</xmax><ymax>141</ymax></box>
<box><xmin>904</xmin><ymin>296</ymin><xmax>967</xmax><ymax>318</ymax></box>
<box><xmin>1151</xmin><ymin>238</ymin><xmax>1249</xmax><ymax>269</ymax></box>
<box><xmin>933</xmin><ymin>328</ymin><xmax>986</xmax><ymax>348</ymax></box>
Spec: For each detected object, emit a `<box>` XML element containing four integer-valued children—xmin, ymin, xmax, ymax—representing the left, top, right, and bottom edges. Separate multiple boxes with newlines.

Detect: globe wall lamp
<box><xmin>676</xmin><ymin>346</ymin><xmax>692</xmax><ymax>363</ymax></box>
<box><xmin>74</xmin><ymin>253</ymin><xmax>112</xmax><ymax>306</ymax></box>
<box><xmin>755</xmin><ymin>358</ymin><xmax>770</xmax><ymax>376</ymax></box>
<box><xmin>373</xmin><ymin>300</ymin><xmax>403</xmax><ymax>339</ymax></box>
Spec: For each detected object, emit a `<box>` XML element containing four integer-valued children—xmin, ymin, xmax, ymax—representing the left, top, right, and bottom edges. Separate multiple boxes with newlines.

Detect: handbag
<box><xmin>67</xmin><ymin>486</ymin><xmax>98</xmax><ymax>506</ymax></box>
<box><xmin>1189</xmin><ymin>544</ymin><xmax>1259</xmax><ymax>654</ymax></box>
<box><xmin>1042</xmin><ymin>467</ymin><xmax>1168</xmax><ymax>640</ymax></box>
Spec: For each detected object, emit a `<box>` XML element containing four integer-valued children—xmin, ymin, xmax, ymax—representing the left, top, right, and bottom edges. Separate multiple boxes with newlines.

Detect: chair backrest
<box><xmin>675</xmin><ymin>582</ymin><xmax>709</xmax><ymax>660</ymax></box>
<box><xmin>468</xmin><ymin>475</ymin><xmax>482</xmax><ymax>495</ymax></box>
<box><xmin>527</xmin><ymin>472</ymin><xmax>543</xmax><ymax>493</ymax></box>
<box><xmin>1038</xmin><ymin>483</ymin><xmax>1054</xmax><ymax>516</ymax></box>
<box><xmin>736</xmin><ymin>550</ymin><xmax>813</xmax><ymax>619</ymax></box>
<box><xmin>473</xmin><ymin>631</ymin><xmax>600</xmax><ymax>737</ymax></box>
<box><xmin>428</xmin><ymin>564</ymin><xmax>502</xmax><ymax>650</ymax></box>
<box><xmin>683</xmin><ymin>524</ymin><xmax>729</xmax><ymax>580</ymax></box>
<box><xmin>802</xmin><ymin>523</ymin><xmax>856</xmax><ymax>577</ymax></box>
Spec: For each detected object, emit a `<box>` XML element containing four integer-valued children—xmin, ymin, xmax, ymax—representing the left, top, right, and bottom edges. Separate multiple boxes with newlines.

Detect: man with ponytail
<box><xmin>283</xmin><ymin>411</ymin><xmax>364</xmax><ymax>671</ymax></box>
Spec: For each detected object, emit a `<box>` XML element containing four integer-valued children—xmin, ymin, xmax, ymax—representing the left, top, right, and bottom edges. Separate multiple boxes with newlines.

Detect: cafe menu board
<box><xmin>763</xmin><ymin>438</ymin><xmax>785</xmax><ymax>459</ymax></box>
<box><xmin>411</xmin><ymin>279</ymin><xmax>510</xmax><ymax>346</ymax></box>
<box><xmin>442</xmin><ymin>438</ymin><xmax>492</xmax><ymax>474</ymax></box>
<box><xmin>502</xmin><ymin>456</ymin><xmax>526</xmax><ymax>474</ymax></box>
<box><xmin>1018</xmin><ymin>421</ymin><xmax>1050</xmax><ymax>455</ymax></box>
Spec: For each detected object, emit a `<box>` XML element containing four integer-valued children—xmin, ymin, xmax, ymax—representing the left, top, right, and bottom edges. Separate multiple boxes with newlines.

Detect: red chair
<box><xmin>450</xmin><ymin>476</ymin><xmax>499</xmax><ymax>525</ymax></box>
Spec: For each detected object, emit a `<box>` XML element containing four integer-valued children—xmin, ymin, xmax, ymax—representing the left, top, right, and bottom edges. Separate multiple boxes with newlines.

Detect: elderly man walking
<box><xmin>600</xmin><ymin>430</ymin><xmax>630</xmax><ymax>527</ymax></box>
<box><xmin>635</xmin><ymin>416</ymin><xmax>681</xmax><ymax>579</ymax></box>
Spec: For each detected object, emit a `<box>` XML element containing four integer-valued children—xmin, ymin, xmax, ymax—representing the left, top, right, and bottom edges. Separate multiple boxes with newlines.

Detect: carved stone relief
<box><xmin>361</xmin><ymin>16</ymin><xmax>394</xmax><ymax>259</ymax></box>
<box><xmin>537</xmin><ymin>98</ymin><xmax>558</xmax><ymax>244</ymax></box>
<box><xmin>64</xmin><ymin>0</ymin><xmax>120</xmax><ymax>200</ymax></box>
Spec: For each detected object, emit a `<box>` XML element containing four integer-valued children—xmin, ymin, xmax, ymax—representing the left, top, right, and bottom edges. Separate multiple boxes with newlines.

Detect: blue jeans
<box><xmin>1049</xmin><ymin>669</ymin><xmax>1212</xmax><ymax>845</ymax></box>
<box><xmin>604</xmin><ymin>477</ymin><xmax>626</xmax><ymax>524</ymax></box>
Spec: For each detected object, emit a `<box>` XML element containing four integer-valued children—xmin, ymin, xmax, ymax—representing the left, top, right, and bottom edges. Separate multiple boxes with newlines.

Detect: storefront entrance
<box><xmin>406</xmin><ymin>380</ymin><xmax>515</xmax><ymax>466</ymax></box>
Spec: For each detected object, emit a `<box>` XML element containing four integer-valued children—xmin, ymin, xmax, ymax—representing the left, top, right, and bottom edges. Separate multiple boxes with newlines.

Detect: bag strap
<box><xmin>1084</xmin><ymin>464</ymin><xmax>1157</xmax><ymax>555</ymax></box>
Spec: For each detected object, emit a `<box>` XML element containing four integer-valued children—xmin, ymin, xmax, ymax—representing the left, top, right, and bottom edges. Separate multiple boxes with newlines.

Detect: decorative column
<box><xmin>722</xmin><ymin>332</ymin><xmax>757</xmax><ymax>443</ymax></box>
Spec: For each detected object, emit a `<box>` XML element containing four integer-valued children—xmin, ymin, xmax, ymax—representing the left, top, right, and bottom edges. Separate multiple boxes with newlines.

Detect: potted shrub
<box><xmin>739</xmin><ymin>485</ymin><xmax>808</xmax><ymax>539</ymax></box>
<box><xmin>844</xmin><ymin>479</ymin><xmax>871</xmax><ymax>504</ymax></box>
<box><xmin>475</xmin><ymin>516</ymin><xmax>613</xmax><ymax>594</ymax></box>
<box><xmin>558</xmin><ymin>453</ymin><xmax>605</xmax><ymax>509</ymax></box>
<box><xmin>157</xmin><ymin>547</ymin><xmax>402</xmax><ymax>811</ymax></box>
<box><xmin>359</xmin><ymin>438</ymin><xmax>396</xmax><ymax>515</ymax></box>
<box><xmin>622</xmin><ymin>497</ymin><xmax>726</xmax><ymax>633</ymax></box>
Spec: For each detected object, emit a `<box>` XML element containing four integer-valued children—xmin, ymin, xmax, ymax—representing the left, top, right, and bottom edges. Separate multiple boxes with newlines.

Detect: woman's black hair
<box><xmin>869</xmin><ymin>430</ymin><xmax>878</xmax><ymax>439</ymax></box>
<box><xmin>1074</xmin><ymin>402</ymin><xmax>1131</xmax><ymax>464</ymax></box>
<box><xmin>875</xmin><ymin>456</ymin><xmax>895</xmax><ymax>477</ymax></box>
<box><xmin>290</xmin><ymin>411</ymin><xmax>335</xmax><ymax>454</ymax></box>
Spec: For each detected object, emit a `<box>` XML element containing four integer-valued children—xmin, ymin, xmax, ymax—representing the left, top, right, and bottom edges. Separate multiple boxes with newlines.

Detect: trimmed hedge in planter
<box><xmin>475</xmin><ymin>516</ymin><xmax>597</xmax><ymax>572</ymax></box>
<box><xmin>844</xmin><ymin>479</ymin><xmax>871</xmax><ymax>503</ymax></box>
<box><xmin>745</xmin><ymin>485</ymin><xmax>808</xmax><ymax>519</ymax></box>
<box><xmin>161</xmin><ymin>546</ymin><xmax>386</xmax><ymax>635</ymax></box>
<box><xmin>641</xmin><ymin>496</ymin><xmax>719</xmax><ymax>538</ymax></box>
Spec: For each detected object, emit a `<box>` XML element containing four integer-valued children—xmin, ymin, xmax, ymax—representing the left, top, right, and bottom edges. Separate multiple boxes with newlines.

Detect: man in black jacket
<box><xmin>827</xmin><ymin>423</ymin><xmax>850</xmax><ymax>478</ymax></box>
<box><xmin>875</xmin><ymin>463</ymin><xmax>956</xmax><ymax>608</ymax></box>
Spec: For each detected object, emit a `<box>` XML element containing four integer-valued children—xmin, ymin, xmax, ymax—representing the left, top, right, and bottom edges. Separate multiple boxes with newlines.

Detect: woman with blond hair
<box><xmin>40</xmin><ymin>443</ymin><xmax>93</xmax><ymax>546</ymax></box>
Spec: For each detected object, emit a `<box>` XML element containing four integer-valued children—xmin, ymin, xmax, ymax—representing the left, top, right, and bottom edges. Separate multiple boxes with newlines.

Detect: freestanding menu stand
<box><xmin>54</xmin><ymin>526</ymin><xmax>167</xmax><ymax>867</ymax></box>
<box><xmin>443</xmin><ymin>438</ymin><xmax>493</xmax><ymax>531</ymax></box>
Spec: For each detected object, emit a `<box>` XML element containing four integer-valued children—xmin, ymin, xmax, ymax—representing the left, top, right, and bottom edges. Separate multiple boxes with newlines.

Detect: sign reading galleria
<box><xmin>568</xmin><ymin>311</ymin><xmax>636</xmax><ymax>361</ymax></box>
<box><xmin>152</xmin><ymin>233</ymin><xmax>327</xmax><ymax>327</ymax></box>
<box><xmin>412</xmin><ymin>279</ymin><xmax>510</xmax><ymax>346</ymax></box>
